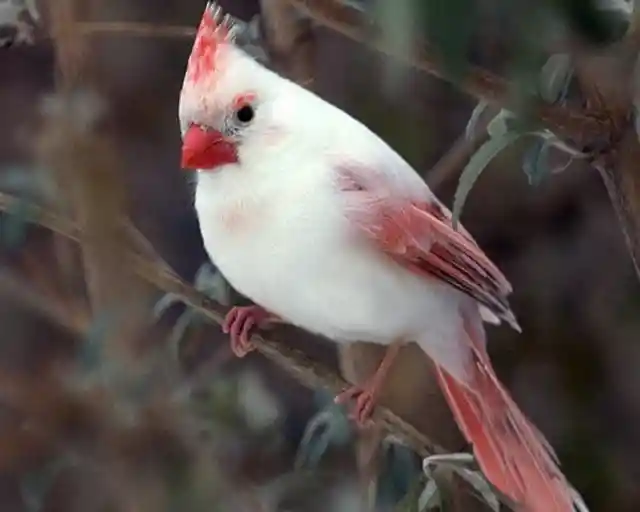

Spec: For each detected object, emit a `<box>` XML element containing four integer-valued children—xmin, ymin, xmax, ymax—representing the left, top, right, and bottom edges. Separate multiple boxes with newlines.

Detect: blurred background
<box><xmin>0</xmin><ymin>0</ymin><xmax>639</xmax><ymax>510</ymax></box>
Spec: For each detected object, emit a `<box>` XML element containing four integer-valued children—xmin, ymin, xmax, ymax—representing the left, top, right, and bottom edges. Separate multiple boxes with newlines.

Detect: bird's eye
<box><xmin>234</xmin><ymin>104</ymin><xmax>255</xmax><ymax>124</ymax></box>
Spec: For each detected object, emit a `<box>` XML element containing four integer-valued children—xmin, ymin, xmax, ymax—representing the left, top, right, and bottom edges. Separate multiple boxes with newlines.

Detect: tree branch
<box><xmin>46</xmin><ymin>0</ymin><xmax>152</xmax><ymax>362</ymax></box>
<box><xmin>571</xmin><ymin>24</ymin><xmax>640</xmax><ymax>280</ymax></box>
<box><xmin>77</xmin><ymin>22</ymin><xmax>196</xmax><ymax>38</ymax></box>
<box><xmin>33</xmin><ymin>3</ymin><xmax>606</xmax><ymax>150</ymax></box>
<box><xmin>286</xmin><ymin>0</ymin><xmax>608</xmax><ymax>149</ymax></box>
<box><xmin>0</xmin><ymin>191</ymin><xmax>445</xmax><ymax>458</ymax></box>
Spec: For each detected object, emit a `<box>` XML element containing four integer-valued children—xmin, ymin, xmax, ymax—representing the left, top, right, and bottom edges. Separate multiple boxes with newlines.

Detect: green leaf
<box><xmin>378</xmin><ymin>442</ymin><xmax>420</xmax><ymax>508</ymax></box>
<box><xmin>486</xmin><ymin>109</ymin><xmax>515</xmax><ymax>139</ymax></box>
<box><xmin>153</xmin><ymin>292</ymin><xmax>183</xmax><ymax>320</ymax></box>
<box><xmin>169</xmin><ymin>308</ymin><xmax>203</xmax><ymax>361</ymax></box>
<box><xmin>452</xmin><ymin>132</ymin><xmax>523</xmax><ymax>227</ymax></box>
<box><xmin>79</xmin><ymin>311</ymin><xmax>113</xmax><ymax>372</ymax></box>
<box><xmin>417</xmin><ymin>479</ymin><xmax>440</xmax><ymax>511</ymax></box>
<box><xmin>522</xmin><ymin>137</ymin><xmax>552</xmax><ymax>186</ymax></box>
<box><xmin>422</xmin><ymin>453</ymin><xmax>500</xmax><ymax>511</ymax></box>
<box><xmin>193</xmin><ymin>263</ymin><xmax>231</xmax><ymax>306</ymax></box>
<box><xmin>465</xmin><ymin>101</ymin><xmax>489</xmax><ymax>140</ymax></box>
<box><xmin>538</xmin><ymin>53</ymin><xmax>574</xmax><ymax>104</ymax></box>
<box><xmin>294</xmin><ymin>404</ymin><xmax>353</xmax><ymax>469</ymax></box>
<box><xmin>0</xmin><ymin>166</ymin><xmax>56</xmax><ymax>201</ymax></box>
<box><xmin>0</xmin><ymin>198</ymin><xmax>36</xmax><ymax>249</ymax></box>
<box><xmin>393</xmin><ymin>475</ymin><xmax>427</xmax><ymax>512</ymax></box>
<box><xmin>454</xmin><ymin>468</ymin><xmax>500</xmax><ymax>511</ymax></box>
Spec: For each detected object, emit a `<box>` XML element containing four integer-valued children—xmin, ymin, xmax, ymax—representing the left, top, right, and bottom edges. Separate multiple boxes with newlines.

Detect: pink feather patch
<box><xmin>185</xmin><ymin>4</ymin><xmax>234</xmax><ymax>85</ymax></box>
<box><xmin>336</xmin><ymin>162</ymin><xmax>516</xmax><ymax>326</ymax></box>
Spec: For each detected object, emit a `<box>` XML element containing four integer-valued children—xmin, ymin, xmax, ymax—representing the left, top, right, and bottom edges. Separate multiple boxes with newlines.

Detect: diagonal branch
<box><xmin>0</xmin><ymin>191</ymin><xmax>445</xmax><ymax>458</ymax></box>
<box><xmin>286</xmin><ymin>0</ymin><xmax>608</xmax><ymax>149</ymax></box>
<box><xmin>35</xmin><ymin>3</ymin><xmax>605</xmax><ymax>149</ymax></box>
<box><xmin>78</xmin><ymin>22</ymin><xmax>196</xmax><ymax>38</ymax></box>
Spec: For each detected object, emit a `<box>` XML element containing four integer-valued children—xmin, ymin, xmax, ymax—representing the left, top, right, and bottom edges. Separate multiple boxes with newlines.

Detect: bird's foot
<box><xmin>334</xmin><ymin>341</ymin><xmax>404</xmax><ymax>428</ymax></box>
<box><xmin>222</xmin><ymin>305</ymin><xmax>276</xmax><ymax>357</ymax></box>
<box><xmin>334</xmin><ymin>381</ymin><xmax>382</xmax><ymax>428</ymax></box>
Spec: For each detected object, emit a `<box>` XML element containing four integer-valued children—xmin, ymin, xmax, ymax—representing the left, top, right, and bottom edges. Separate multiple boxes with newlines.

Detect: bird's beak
<box><xmin>181</xmin><ymin>125</ymin><xmax>239</xmax><ymax>170</ymax></box>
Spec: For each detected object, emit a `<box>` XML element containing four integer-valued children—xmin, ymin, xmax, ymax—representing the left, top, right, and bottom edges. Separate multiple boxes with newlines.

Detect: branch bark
<box><xmin>0</xmin><ymin>191</ymin><xmax>445</xmax><ymax>458</ymax></box>
<box><xmin>34</xmin><ymin>3</ymin><xmax>605</xmax><ymax>150</ymax></box>
<box><xmin>286</xmin><ymin>0</ymin><xmax>608</xmax><ymax>150</ymax></box>
<box><xmin>46</xmin><ymin>0</ymin><xmax>150</xmax><ymax>361</ymax></box>
<box><xmin>571</xmin><ymin>24</ymin><xmax>640</xmax><ymax>279</ymax></box>
<box><xmin>256</xmin><ymin>2</ymin><xmax>500</xmax><ymax>508</ymax></box>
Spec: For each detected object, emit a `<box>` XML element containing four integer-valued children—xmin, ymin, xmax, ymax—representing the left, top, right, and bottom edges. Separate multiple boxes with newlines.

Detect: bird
<box><xmin>178</xmin><ymin>3</ymin><xmax>581</xmax><ymax>511</ymax></box>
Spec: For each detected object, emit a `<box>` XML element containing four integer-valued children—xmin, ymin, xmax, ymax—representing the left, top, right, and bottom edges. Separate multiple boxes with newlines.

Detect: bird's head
<box><xmin>178</xmin><ymin>2</ymin><xmax>284</xmax><ymax>172</ymax></box>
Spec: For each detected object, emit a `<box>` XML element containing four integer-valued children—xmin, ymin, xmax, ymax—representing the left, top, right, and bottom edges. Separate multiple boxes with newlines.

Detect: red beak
<box><xmin>181</xmin><ymin>125</ymin><xmax>239</xmax><ymax>170</ymax></box>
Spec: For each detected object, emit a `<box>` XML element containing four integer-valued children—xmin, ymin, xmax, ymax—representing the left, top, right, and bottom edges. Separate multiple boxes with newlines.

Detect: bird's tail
<box><xmin>434</xmin><ymin>320</ymin><xmax>577</xmax><ymax>511</ymax></box>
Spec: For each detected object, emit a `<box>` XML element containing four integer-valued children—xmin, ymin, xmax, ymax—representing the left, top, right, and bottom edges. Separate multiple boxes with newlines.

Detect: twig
<box><xmin>47</xmin><ymin>0</ymin><xmax>151</xmax><ymax>362</ymax></box>
<box><xmin>0</xmin><ymin>191</ymin><xmax>445</xmax><ymax>458</ymax></box>
<box><xmin>286</xmin><ymin>0</ymin><xmax>606</xmax><ymax>149</ymax></box>
<box><xmin>78</xmin><ymin>22</ymin><xmax>196</xmax><ymax>38</ymax></box>
<box><xmin>571</xmin><ymin>26</ymin><xmax>640</xmax><ymax>280</ymax></box>
<box><xmin>287</xmin><ymin>0</ymin><xmax>640</xmax><ymax>282</ymax></box>
<box><xmin>29</xmin><ymin>1</ymin><xmax>604</xmax><ymax>149</ymax></box>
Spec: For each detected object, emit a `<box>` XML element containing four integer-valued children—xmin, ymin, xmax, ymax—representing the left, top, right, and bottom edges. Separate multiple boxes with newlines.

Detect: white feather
<box><xmin>185</xmin><ymin>49</ymin><xmax>490</xmax><ymax>383</ymax></box>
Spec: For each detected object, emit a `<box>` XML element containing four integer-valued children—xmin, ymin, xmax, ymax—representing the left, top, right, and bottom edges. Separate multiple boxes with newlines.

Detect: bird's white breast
<box><xmin>194</xmin><ymin>159</ymin><xmax>467</xmax><ymax>379</ymax></box>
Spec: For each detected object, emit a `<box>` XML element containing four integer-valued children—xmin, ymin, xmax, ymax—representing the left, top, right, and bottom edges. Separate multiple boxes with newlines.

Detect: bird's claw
<box><xmin>334</xmin><ymin>384</ymin><xmax>379</xmax><ymax>428</ymax></box>
<box><xmin>222</xmin><ymin>305</ymin><xmax>272</xmax><ymax>358</ymax></box>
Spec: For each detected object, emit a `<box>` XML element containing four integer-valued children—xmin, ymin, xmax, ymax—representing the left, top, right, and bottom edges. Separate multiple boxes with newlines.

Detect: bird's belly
<box><xmin>200</xmin><ymin>213</ymin><xmax>461</xmax><ymax>346</ymax></box>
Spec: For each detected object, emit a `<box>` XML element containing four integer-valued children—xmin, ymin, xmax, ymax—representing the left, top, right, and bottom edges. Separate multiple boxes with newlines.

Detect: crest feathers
<box><xmin>185</xmin><ymin>2</ymin><xmax>238</xmax><ymax>85</ymax></box>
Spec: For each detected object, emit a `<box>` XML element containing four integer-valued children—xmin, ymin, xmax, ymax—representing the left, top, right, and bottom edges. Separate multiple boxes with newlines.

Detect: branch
<box><xmin>286</xmin><ymin>0</ymin><xmax>607</xmax><ymax>149</ymax></box>
<box><xmin>571</xmin><ymin>24</ymin><xmax>640</xmax><ymax>279</ymax></box>
<box><xmin>46</xmin><ymin>0</ymin><xmax>152</xmax><ymax>363</ymax></box>
<box><xmin>77</xmin><ymin>22</ymin><xmax>195</xmax><ymax>38</ymax></box>
<box><xmin>285</xmin><ymin>0</ymin><xmax>640</xmax><ymax>281</ymax></box>
<box><xmin>22</xmin><ymin>2</ymin><xmax>604</xmax><ymax>149</ymax></box>
<box><xmin>0</xmin><ymin>191</ymin><xmax>445</xmax><ymax>458</ymax></box>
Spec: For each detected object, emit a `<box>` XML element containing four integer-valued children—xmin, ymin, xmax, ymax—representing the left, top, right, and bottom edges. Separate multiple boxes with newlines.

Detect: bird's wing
<box><xmin>335</xmin><ymin>160</ymin><xmax>518</xmax><ymax>329</ymax></box>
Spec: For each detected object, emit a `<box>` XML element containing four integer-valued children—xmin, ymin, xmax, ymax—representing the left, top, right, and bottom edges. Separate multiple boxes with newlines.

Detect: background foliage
<box><xmin>1</xmin><ymin>0</ymin><xmax>640</xmax><ymax>510</ymax></box>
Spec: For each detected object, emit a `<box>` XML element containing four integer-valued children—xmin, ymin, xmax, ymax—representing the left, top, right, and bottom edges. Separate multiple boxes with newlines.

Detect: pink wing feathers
<box><xmin>336</xmin><ymin>162</ymin><xmax>577</xmax><ymax>511</ymax></box>
<box><xmin>337</xmin><ymin>162</ymin><xmax>518</xmax><ymax>329</ymax></box>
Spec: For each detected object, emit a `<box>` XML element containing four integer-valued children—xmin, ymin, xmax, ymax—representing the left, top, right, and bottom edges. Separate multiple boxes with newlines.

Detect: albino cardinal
<box><xmin>178</xmin><ymin>3</ymin><xmax>581</xmax><ymax>511</ymax></box>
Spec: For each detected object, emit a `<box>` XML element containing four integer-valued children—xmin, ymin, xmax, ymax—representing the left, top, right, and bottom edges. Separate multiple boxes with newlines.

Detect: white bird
<box><xmin>178</xmin><ymin>4</ymin><xmax>580</xmax><ymax>511</ymax></box>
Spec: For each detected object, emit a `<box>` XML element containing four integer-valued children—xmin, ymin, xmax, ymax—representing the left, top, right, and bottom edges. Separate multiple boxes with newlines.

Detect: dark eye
<box><xmin>235</xmin><ymin>104</ymin><xmax>254</xmax><ymax>124</ymax></box>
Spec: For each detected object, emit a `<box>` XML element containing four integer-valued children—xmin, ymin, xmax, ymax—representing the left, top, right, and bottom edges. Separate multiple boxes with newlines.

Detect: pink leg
<box><xmin>335</xmin><ymin>341</ymin><xmax>404</xmax><ymax>427</ymax></box>
<box><xmin>222</xmin><ymin>305</ymin><xmax>278</xmax><ymax>358</ymax></box>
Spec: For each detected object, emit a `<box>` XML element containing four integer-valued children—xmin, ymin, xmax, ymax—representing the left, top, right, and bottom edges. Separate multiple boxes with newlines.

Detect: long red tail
<box><xmin>435</xmin><ymin>320</ymin><xmax>577</xmax><ymax>511</ymax></box>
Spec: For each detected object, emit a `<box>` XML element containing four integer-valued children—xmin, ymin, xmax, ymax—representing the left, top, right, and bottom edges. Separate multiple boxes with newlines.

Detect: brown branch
<box><xmin>78</xmin><ymin>22</ymin><xmax>196</xmax><ymax>38</ymax></box>
<box><xmin>0</xmin><ymin>191</ymin><xmax>445</xmax><ymax>458</ymax></box>
<box><xmin>31</xmin><ymin>2</ymin><xmax>604</xmax><ymax>149</ymax></box>
<box><xmin>283</xmin><ymin>0</ymin><xmax>640</xmax><ymax>282</ymax></box>
<box><xmin>570</xmin><ymin>27</ymin><xmax>640</xmax><ymax>280</ymax></box>
<box><xmin>46</xmin><ymin>0</ymin><xmax>152</xmax><ymax>362</ymax></box>
<box><xmin>286</xmin><ymin>0</ymin><xmax>607</xmax><ymax>149</ymax></box>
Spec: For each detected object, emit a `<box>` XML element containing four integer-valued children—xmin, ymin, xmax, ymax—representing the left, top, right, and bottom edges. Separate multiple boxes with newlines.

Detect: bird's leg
<box><xmin>222</xmin><ymin>305</ymin><xmax>280</xmax><ymax>357</ymax></box>
<box><xmin>335</xmin><ymin>340</ymin><xmax>404</xmax><ymax>427</ymax></box>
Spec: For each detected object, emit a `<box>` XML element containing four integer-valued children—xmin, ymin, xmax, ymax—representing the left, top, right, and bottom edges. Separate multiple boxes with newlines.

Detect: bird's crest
<box><xmin>184</xmin><ymin>1</ymin><xmax>239</xmax><ymax>86</ymax></box>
